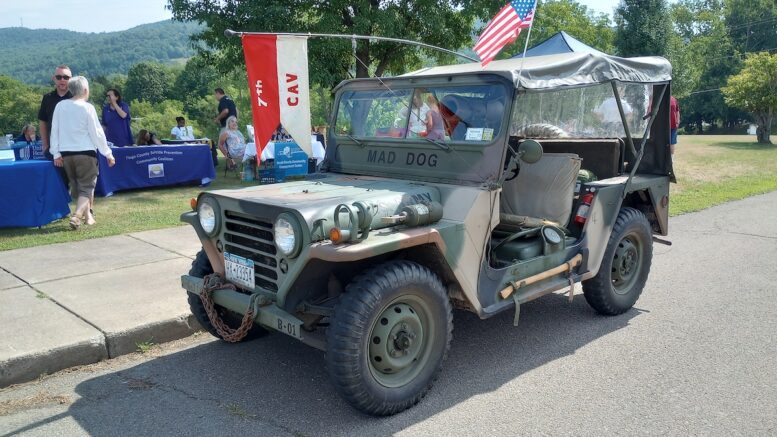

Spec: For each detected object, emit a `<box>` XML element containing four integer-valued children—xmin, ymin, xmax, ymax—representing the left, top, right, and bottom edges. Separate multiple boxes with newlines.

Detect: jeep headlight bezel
<box><xmin>274</xmin><ymin>213</ymin><xmax>302</xmax><ymax>258</ymax></box>
<box><xmin>197</xmin><ymin>196</ymin><xmax>220</xmax><ymax>237</ymax></box>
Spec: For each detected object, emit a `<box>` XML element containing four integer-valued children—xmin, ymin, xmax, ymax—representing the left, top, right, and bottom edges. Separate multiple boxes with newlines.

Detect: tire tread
<box><xmin>582</xmin><ymin>208</ymin><xmax>653</xmax><ymax>315</ymax></box>
<box><xmin>326</xmin><ymin>260</ymin><xmax>453</xmax><ymax>416</ymax></box>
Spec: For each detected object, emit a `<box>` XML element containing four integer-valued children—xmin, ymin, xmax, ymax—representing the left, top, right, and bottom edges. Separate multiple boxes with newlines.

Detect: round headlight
<box><xmin>197</xmin><ymin>198</ymin><xmax>218</xmax><ymax>236</ymax></box>
<box><xmin>274</xmin><ymin>215</ymin><xmax>301</xmax><ymax>257</ymax></box>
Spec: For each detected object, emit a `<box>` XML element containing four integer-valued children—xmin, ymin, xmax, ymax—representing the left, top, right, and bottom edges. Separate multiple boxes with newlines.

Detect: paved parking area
<box><xmin>1</xmin><ymin>192</ymin><xmax>776</xmax><ymax>435</ymax></box>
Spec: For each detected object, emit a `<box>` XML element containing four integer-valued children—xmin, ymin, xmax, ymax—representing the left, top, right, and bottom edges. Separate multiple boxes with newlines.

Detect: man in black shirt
<box><xmin>38</xmin><ymin>65</ymin><xmax>73</xmax><ymax>159</ymax></box>
<box><xmin>213</xmin><ymin>87</ymin><xmax>238</xmax><ymax>128</ymax></box>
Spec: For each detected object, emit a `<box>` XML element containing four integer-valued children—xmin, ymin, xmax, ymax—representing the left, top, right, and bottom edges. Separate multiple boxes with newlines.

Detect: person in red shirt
<box><xmin>670</xmin><ymin>96</ymin><xmax>680</xmax><ymax>154</ymax></box>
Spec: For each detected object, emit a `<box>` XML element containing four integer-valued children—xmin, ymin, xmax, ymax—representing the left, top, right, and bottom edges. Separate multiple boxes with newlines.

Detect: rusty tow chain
<box><xmin>199</xmin><ymin>273</ymin><xmax>259</xmax><ymax>342</ymax></box>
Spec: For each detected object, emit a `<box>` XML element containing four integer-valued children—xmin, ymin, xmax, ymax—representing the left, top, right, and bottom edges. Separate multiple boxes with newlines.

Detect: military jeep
<box><xmin>181</xmin><ymin>52</ymin><xmax>674</xmax><ymax>416</ymax></box>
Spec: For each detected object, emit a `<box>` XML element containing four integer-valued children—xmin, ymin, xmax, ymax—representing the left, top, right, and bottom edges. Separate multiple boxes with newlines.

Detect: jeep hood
<box><xmin>208</xmin><ymin>174</ymin><xmax>442</xmax><ymax>229</ymax></box>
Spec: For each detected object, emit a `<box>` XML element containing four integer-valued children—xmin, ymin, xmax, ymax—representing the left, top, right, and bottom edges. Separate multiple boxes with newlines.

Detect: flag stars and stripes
<box><xmin>474</xmin><ymin>0</ymin><xmax>537</xmax><ymax>66</ymax></box>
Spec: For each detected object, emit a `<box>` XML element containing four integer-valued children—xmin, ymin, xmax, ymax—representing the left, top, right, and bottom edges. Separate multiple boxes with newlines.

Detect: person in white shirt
<box><xmin>171</xmin><ymin>116</ymin><xmax>195</xmax><ymax>141</ymax></box>
<box><xmin>50</xmin><ymin>76</ymin><xmax>115</xmax><ymax>229</ymax></box>
<box><xmin>398</xmin><ymin>90</ymin><xmax>429</xmax><ymax>137</ymax></box>
<box><xmin>595</xmin><ymin>94</ymin><xmax>632</xmax><ymax>136</ymax></box>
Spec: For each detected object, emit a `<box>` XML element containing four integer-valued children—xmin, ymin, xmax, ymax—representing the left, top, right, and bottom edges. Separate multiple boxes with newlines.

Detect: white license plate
<box><xmin>273</xmin><ymin>316</ymin><xmax>301</xmax><ymax>339</ymax></box>
<box><xmin>224</xmin><ymin>252</ymin><xmax>255</xmax><ymax>290</ymax></box>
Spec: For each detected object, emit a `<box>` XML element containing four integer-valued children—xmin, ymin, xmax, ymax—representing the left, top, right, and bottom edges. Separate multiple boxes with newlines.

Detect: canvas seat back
<box><xmin>500</xmin><ymin>152</ymin><xmax>581</xmax><ymax>227</ymax></box>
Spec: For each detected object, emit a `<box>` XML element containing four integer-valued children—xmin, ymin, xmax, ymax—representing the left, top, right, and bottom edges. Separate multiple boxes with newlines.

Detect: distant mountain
<box><xmin>0</xmin><ymin>20</ymin><xmax>203</xmax><ymax>85</ymax></box>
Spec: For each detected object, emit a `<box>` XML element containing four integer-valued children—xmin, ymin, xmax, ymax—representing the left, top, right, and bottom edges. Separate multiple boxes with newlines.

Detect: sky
<box><xmin>0</xmin><ymin>0</ymin><xmax>625</xmax><ymax>33</ymax></box>
<box><xmin>0</xmin><ymin>0</ymin><xmax>174</xmax><ymax>33</ymax></box>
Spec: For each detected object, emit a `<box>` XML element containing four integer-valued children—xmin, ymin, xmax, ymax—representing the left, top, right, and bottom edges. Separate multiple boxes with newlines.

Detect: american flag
<box><xmin>474</xmin><ymin>0</ymin><xmax>537</xmax><ymax>66</ymax></box>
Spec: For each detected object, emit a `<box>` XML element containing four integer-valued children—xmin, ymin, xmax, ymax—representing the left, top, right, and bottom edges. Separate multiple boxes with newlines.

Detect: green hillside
<box><xmin>0</xmin><ymin>20</ymin><xmax>203</xmax><ymax>85</ymax></box>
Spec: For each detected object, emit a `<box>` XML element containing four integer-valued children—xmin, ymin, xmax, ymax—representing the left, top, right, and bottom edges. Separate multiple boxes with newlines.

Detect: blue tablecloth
<box><xmin>0</xmin><ymin>160</ymin><xmax>71</xmax><ymax>228</ymax></box>
<box><xmin>95</xmin><ymin>144</ymin><xmax>216</xmax><ymax>197</ymax></box>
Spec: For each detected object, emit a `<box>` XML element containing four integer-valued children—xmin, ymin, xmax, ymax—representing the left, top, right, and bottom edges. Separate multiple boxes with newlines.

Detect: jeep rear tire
<box><xmin>326</xmin><ymin>261</ymin><xmax>453</xmax><ymax>416</ymax></box>
<box><xmin>187</xmin><ymin>249</ymin><xmax>267</xmax><ymax>341</ymax></box>
<box><xmin>583</xmin><ymin>208</ymin><xmax>652</xmax><ymax>315</ymax></box>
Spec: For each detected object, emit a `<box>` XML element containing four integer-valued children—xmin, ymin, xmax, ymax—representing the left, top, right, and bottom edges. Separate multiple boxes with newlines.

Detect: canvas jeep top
<box><xmin>181</xmin><ymin>51</ymin><xmax>674</xmax><ymax>415</ymax></box>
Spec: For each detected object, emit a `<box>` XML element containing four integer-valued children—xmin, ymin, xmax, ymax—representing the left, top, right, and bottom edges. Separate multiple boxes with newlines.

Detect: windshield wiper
<box><xmin>345</xmin><ymin>134</ymin><xmax>365</xmax><ymax>147</ymax></box>
<box><xmin>423</xmin><ymin>137</ymin><xmax>450</xmax><ymax>151</ymax></box>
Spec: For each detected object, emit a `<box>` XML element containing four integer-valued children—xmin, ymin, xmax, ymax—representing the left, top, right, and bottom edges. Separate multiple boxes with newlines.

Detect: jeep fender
<box><xmin>308</xmin><ymin>227</ymin><xmax>449</xmax><ymax>262</ymax></box>
<box><xmin>582</xmin><ymin>175</ymin><xmax>670</xmax><ymax>279</ymax></box>
<box><xmin>308</xmin><ymin>223</ymin><xmax>479</xmax><ymax>310</ymax></box>
<box><xmin>181</xmin><ymin>211</ymin><xmax>225</xmax><ymax>275</ymax></box>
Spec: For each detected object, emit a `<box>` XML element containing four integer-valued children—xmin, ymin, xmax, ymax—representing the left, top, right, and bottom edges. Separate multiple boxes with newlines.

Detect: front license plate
<box><xmin>273</xmin><ymin>315</ymin><xmax>302</xmax><ymax>339</ymax></box>
<box><xmin>224</xmin><ymin>252</ymin><xmax>255</xmax><ymax>290</ymax></box>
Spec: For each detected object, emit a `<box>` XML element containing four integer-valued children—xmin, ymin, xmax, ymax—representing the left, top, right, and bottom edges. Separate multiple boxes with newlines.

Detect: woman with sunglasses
<box><xmin>102</xmin><ymin>88</ymin><xmax>133</xmax><ymax>147</ymax></box>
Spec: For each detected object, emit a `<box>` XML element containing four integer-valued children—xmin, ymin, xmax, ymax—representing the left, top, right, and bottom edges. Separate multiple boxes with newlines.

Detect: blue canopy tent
<box><xmin>511</xmin><ymin>31</ymin><xmax>607</xmax><ymax>58</ymax></box>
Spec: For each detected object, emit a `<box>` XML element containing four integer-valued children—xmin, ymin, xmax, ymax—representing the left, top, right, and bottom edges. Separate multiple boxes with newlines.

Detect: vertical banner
<box><xmin>242</xmin><ymin>34</ymin><xmax>312</xmax><ymax>158</ymax></box>
<box><xmin>242</xmin><ymin>35</ymin><xmax>280</xmax><ymax>158</ymax></box>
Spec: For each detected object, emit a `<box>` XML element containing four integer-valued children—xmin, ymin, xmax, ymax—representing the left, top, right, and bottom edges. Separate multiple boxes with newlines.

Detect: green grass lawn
<box><xmin>1</xmin><ymin>135</ymin><xmax>775</xmax><ymax>251</ymax></box>
<box><xmin>670</xmin><ymin>135</ymin><xmax>777</xmax><ymax>215</ymax></box>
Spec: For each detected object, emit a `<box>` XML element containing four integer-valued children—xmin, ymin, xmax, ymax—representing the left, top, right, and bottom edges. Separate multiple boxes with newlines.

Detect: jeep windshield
<box><xmin>327</xmin><ymin>80</ymin><xmax>513</xmax><ymax>185</ymax></box>
<box><xmin>335</xmin><ymin>85</ymin><xmax>507</xmax><ymax>143</ymax></box>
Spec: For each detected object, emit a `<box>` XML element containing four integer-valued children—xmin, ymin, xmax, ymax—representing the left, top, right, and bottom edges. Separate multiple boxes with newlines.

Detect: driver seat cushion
<box><xmin>500</xmin><ymin>153</ymin><xmax>582</xmax><ymax>227</ymax></box>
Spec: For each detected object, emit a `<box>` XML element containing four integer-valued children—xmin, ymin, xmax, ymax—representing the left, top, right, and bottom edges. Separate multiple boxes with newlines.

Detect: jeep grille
<box><xmin>223</xmin><ymin>210</ymin><xmax>279</xmax><ymax>292</ymax></box>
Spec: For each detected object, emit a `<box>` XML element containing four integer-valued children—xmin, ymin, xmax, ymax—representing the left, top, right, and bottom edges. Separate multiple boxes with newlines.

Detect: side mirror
<box><xmin>517</xmin><ymin>139</ymin><xmax>543</xmax><ymax>164</ymax></box>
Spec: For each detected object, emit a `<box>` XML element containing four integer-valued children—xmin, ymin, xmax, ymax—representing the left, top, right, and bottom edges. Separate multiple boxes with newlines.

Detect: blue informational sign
<box><xmin>11</xmin><ymin>141</ymin><xmax>46</xmax><ymax>161</ymax></box>
<box><xmin>272</xmin><ymin>141</ymin><xmax>308</xmax><ymax>178</ymax></box>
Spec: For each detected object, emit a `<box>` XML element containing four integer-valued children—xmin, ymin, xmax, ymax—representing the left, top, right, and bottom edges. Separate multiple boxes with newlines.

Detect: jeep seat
<box><xmin>500</xmin><ymin>153</ymin><xmax>582</xmax><ymax>227</ymax></box>
<box><xmin>537</xmin><ymin>139</ymin><xmax>624</xmax><ymax>180</ymax></box>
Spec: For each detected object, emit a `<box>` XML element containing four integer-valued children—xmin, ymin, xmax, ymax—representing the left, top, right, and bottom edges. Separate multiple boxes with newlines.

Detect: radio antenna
<box><xmin>224</xmin><ymin>30</ymin><xmax>478</xmax><ymax>63</ymax></box>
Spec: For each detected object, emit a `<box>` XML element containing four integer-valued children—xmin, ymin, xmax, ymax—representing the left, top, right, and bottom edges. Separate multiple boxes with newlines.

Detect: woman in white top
<box><xmin>217</xmin><ymin>116</ymin><xmax>246</xmax><ymax>171</ymax></box>
<box><xmin>51</xmin><ymin>76</ymin><xmax>116</xmax><ymax>229</ymax></box>
<box><xmin>403</xmin><ymin>90</ymin><xmax>429</xmax><ymax>137</ymax></box>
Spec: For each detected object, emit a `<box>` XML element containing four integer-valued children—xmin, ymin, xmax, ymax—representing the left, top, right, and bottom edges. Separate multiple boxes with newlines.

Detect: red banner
<box><xmin>242</xmin><ymin>34</ymin><xmax>312</xmax><ymax>158</ymax></box>
<box><xmin>242</xmin><ymin>35</ymin><xmax>280</xmax><ymax>158</ymax></box>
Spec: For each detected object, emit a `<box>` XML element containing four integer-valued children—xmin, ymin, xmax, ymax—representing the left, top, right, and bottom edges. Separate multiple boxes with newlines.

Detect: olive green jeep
<box><xmin>181</xmin><ymin>52</ymin><xmax>675</xmax><ymax>416</ymax></box>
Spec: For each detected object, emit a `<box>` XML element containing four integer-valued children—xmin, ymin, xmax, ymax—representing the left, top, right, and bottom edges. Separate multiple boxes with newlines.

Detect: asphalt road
<box><xmin>1</xmin><ymin>192</ymin><xmax>776</xmax><ymax>436</ymax></box>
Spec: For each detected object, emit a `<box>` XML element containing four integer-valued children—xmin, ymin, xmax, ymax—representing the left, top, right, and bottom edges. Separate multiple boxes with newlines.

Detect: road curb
<box><xmin>104</xmin><ymin>314</ymin><xmax>202</xmax><ymax>358</ymax></box>
<box><xmin>0</xmin><ymin>228</ymin><xmax>207</xmax><ymax>389</ymax></box>
<box><xmin>0</xmin><ymin>318</ymin><xmax>204</xmax><ymax>388</ymax></box>
<box><xmin>0</xmin><ymin>336</ymin><xmax>108</xmax><ymax>388</ymax></box>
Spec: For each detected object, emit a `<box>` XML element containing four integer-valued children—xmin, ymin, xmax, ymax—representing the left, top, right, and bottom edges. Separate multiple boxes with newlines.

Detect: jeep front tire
<box><xmin>326</xmin><ymin>261</ymin><xmax>453</xmax><ymax>416</ymax></box>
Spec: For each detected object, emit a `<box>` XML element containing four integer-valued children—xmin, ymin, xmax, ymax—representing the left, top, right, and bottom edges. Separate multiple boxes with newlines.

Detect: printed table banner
<box><xmin>95</xmin><ymin>145</ymin><xmax>215</xmax><ymax>197</ymax></box>
<box><xmin>242</xmin><ymin>34</ymin><xmax>312</xmax><ymax>159</ymax></box>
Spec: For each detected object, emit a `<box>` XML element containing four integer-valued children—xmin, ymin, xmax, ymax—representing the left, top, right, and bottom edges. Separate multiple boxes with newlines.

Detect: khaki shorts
<box><xmin>62</xmin><ymin>154</ymin><xmax>99</xmax><ymax>199</ymax></box>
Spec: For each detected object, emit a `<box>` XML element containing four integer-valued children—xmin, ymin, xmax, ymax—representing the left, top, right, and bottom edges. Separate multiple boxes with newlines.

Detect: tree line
<box><xmin>0</xmin><ymin>56</ymin><xmax>331</xmax><ymax>143</ymax></box>
<box><xmin>0</xmin><ymin>21</ymin><xmax>202</xmax><ymax>85</ymax></box>
<box><xmin>1</xmin><ymin>0</ymin><xmax>774</xmax><ymax>142</ymax></box>
<box><xmin>167</xmin><ymin>0</ymin><xmax>775</xmax><ymax>142</ymax></box>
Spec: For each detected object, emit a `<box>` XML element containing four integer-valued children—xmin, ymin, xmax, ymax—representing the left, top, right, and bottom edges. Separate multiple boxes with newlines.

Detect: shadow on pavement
<box><xmin>28</xmin><ymin>294</ymin><xmax>641</xmax><ymax>435</ymax></box>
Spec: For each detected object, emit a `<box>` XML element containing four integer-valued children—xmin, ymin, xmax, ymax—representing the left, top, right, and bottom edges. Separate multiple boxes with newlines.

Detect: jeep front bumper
<box><xmin>181</xmin><ymin>275</ymin><xmax>324</xmax><ymax>349</ymax></box>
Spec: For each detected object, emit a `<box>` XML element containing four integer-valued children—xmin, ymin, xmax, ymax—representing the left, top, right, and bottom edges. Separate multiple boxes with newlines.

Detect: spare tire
<box><xmin>513</xmin><ymin>123</ymin><xmax>569</xmax><ymax>138</ymax></box>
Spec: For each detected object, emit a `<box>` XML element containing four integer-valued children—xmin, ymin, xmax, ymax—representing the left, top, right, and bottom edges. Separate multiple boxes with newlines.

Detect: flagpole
<box><xmin>225</xmin><ymin>29</ymin><xmax>479</xmax><ymax>63</ymax></box>
<box><xmin>516</xmin><ymin>1</ymin><xmax>538</xmax><ymax>85</ymax></box>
